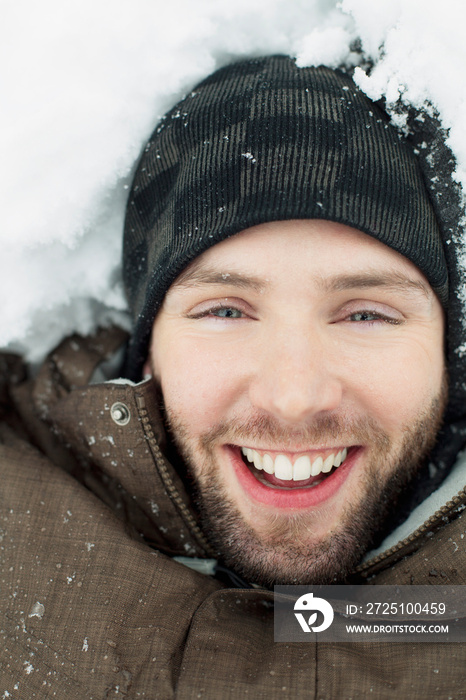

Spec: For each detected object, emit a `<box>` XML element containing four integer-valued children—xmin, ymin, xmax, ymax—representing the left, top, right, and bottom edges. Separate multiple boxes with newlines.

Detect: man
<box><xmin>1</xmin><ymin>56</ymin><xmax>465</xmax><ymax>697</ymax></box>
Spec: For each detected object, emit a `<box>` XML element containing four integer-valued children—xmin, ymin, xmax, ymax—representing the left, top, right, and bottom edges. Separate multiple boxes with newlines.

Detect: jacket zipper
<box><xmin>356</xmin><ymin>487</ymin><xmax>466</xmax><ymax>575</ymax></box>
<box><xmin>135</xmin><ymin>394</ymin><xmax>217</xmax><ymax>557</ymax></box>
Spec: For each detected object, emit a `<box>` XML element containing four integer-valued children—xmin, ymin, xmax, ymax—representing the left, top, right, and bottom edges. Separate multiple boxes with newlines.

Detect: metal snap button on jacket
<box><xmin>110</xmin><ymin>402</ymin><xmax>131</xmax><ymax>426</ymax></box>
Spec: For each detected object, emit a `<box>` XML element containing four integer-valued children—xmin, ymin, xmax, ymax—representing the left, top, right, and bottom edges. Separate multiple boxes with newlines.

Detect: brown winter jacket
<box><xmin>1</xmin><ymin>326</ymin><xmax>465</xmax><ymax>699</ymax></box>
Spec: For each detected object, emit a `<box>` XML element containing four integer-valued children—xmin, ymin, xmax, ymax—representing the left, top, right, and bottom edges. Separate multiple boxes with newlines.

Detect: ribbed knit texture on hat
<box><xmin>123</xmin><ymin>55</ymin><xmax>447</xmax><ymax>379</ymax></box>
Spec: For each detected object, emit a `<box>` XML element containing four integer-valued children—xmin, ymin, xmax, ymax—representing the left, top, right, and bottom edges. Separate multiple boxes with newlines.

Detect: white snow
<box><xmin>28</xmin><ymin>601</ymin><xmax>45</xmax><ymax>619</ymax></box>
<box><xmin>2</xmin><ymin>0</ymin><xmax>466</xmax><ymax>363</ymax></box>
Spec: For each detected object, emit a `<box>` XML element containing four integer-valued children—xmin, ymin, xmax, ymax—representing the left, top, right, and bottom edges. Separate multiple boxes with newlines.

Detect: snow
<box><xmin>28</xmin><ymin>602</ymin><xmax>45</xmax><ymax>619</ymax></box>
<box><xmin>2</xmin><ymin>0</ymin><xmax>466</xmax><ymax>363</ymax></box>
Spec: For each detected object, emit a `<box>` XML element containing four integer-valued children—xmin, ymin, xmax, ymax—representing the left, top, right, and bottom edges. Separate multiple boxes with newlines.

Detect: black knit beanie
<box><xmin>123</xmin><ymin>55</ymin><xmax>447</xmax><ymax>380</ymax></box>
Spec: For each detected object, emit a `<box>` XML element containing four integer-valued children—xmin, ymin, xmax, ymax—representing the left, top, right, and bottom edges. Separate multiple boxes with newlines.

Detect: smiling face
<box><xmin>148</xmin><ymin>220</ymin><xmax>447</xmax><ymax>586</ymax></box>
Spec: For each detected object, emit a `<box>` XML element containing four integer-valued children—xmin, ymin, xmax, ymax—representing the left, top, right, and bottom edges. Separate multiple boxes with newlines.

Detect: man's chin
<box><xmin>190</xmin><ymin>438</ymin><xmax>399</xmax><ymax>586</ymax></box>
<box><xmin>193</xmin><ymin>479</ymin><xmax>378</xmax><ymax>586</ymax></box>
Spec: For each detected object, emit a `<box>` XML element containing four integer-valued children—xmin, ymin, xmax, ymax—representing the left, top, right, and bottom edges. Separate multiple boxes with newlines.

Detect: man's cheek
<box><xmin>160</xmin><ymin>359</ymin><xmax>229</xmax><ymax>426</ymax></box>
<box><xmin>348</xmin><ymin>345</ymin><xmax>441</xmax><ymax>430</ymax></box>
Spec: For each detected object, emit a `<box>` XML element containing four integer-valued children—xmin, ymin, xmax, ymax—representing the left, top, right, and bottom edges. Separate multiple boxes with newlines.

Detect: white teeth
<box><xmin>293</xmin><ymin>455</ymin><xmax>311</xmax><ymax>481</ymax></box>
<box><xmin>253</xmin><ymin>452</ymin><xmax>263</xmax><ymax>470</ymax></box>
<box><xmin>322</xmin><ymin>453</ymin><xmax>335</xmax><ymax>473</ymax></box>
<box><xmin>311</xmin><ymin>455</ymin><xmax>323</xmax><ymax>476</ymax></box>
<box><xmin>263</xmin><ymin>454</ymin><xmax>274</xmax><ymax>474</ymax></box>
<box><xmin>241</xmin><ymin>446</ymin><xmax>349</xmax><ymax>481</ymax></box>
<box><xmin>274</xmin><ymin>455</ymin><xmax>293</xmax><ymax>480</ymax></box>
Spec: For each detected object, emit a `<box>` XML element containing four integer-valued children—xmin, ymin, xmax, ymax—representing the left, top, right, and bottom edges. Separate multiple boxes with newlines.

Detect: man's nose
<box><xmin>248</xmin><ymin>327</ymin><xmax>343</xmax><ymax>424</ymax></box>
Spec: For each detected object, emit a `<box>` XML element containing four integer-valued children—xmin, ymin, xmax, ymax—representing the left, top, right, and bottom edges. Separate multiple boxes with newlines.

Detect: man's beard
<box><xmin>163</xmin><ymin>383</ymin><xmax>447</xmax><ymax>588</ymax></box>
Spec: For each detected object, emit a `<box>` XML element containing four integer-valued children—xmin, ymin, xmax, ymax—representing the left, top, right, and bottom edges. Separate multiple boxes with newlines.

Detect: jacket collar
<box><xmin>28</xmin><ymin>327</ymin><xmax>213</xmax><ymax>558</ymax></box>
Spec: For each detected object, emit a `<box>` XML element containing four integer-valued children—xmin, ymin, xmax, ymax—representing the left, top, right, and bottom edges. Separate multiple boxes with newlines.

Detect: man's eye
<box><xmin>210</xmin><ymin>306</ymin><xmax>244</xmax><ymax>318</ymax></box>
<box><xmin>187</xmin><ymin>302</ymin><xmax>250</xmax><ymax>320</ymax></box>
<box><xmin>348</xmin><ymin>310</ymin><xmax>399</xmax><ymax>324</ymax></box>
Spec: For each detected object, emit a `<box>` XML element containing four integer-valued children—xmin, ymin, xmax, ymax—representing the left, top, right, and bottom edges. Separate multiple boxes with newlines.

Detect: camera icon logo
<box><xmin>294</xmin><ymin>592</ymin><xmax>334</xmax><ymax>633</ymax></box>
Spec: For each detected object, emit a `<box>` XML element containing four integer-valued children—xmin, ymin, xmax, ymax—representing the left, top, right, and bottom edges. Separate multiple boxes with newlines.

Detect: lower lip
<box><xmin>225</xmin><ymin>446</ymin><xmax>359</xmax><ymax>510</ymax></box>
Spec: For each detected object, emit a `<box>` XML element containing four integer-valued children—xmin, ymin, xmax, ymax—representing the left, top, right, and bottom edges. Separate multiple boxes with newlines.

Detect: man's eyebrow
<box><xmin>321</xmin><ymin>271</ymin><xmax>432</xmax><ymax>299</ymax></box>
<box><xmin>173</xmin><ymin>264</ymin><xmax>432</xmax><ymax>299</ymax></box>
<box><xmin>172</xmin><ymin>265</ymin><xmax>267</xmax><ymax>292</ymax></box>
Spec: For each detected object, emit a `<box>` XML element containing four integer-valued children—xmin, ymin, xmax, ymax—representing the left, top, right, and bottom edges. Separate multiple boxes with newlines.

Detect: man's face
<box><xmin>148</xmin><ymin>220</ymin><xmax>446</xmax><ymax>586</ymax></box>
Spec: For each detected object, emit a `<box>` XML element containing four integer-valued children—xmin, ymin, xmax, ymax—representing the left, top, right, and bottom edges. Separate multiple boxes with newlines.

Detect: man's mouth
<box><xmin>240</xmin><ymin>446</ymin><xmax>348</xmax><ymax>484</ymax></box>
<box><xmin>226</xmin><ymin>444</ymin><xmax>357</xmax><ymax>508</ymax></box>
